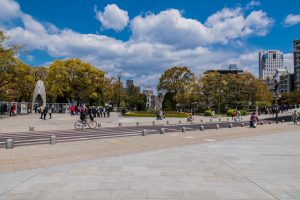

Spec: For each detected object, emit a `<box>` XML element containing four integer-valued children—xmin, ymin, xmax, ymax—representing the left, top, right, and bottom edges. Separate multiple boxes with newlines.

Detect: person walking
<box><xmin>43</xmin><ymin>106</ymin><xmax>48</xmax><ymax>120</ymax></box>
<box><xmin>106</xmin><ymin>107</ymin><xmax>110</xmax><ymax>118</ymax></box>
<box><xmin>103</xmin><ymin>107</ymin><xmax>106</xmax><ymax>118</ymax></box>
<box><xmin>9</xmin><ymin>104</ymin><xmax>16</xmax><ymax>116</ymax></box>
<box><xmin>236</xmin><ymin>110</ymin><xmax>241</xmax><ymax>121</ymax></box>
<box><xmin>292</xmin><ymin>110</ymin><xmax>298</xmax><ymax>125</ymax></box>
<box><xmin>39</xmin><ymin>106</ymin><xmax>44</xmax><ymax>119</ymax></box>
<box><xmin>48</xmin><ymin>106</ymin><xmax>53</xmax><ymax>119</ymax></box>
<box><xmin>250</xmin><ymin>111</ymin><xmax>259</xmax><ymax>128</ymax></box>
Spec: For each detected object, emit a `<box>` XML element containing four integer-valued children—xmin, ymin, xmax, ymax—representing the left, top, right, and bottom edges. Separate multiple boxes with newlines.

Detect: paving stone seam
<box><xmin>0</xmin><ymin>169</ymin><xmax>45</xmax><ymax>198</ymax></box>
<box><xmin>204</xmin><ymin>147</ymin><xmax>281</xmax><ymax>200</ymax></box>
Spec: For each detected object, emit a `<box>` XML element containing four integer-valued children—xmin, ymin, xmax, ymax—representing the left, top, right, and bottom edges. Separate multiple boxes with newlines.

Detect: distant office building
<box><xmin>273</xmin><ymin>69</ymin><xmax>294</xmax><ymax>93</ymax></box>
<box><xmin>228</xmin><ymin>64</ymin><xmax>238</xmax><ymax>70</ymax></box>
<box><xmin>203</xmin><ymin>64</ymin><xmax>243</xmax><ymax>75</ymax></box>
<box><xmin>294</xmin><ymin>40</ymin><xmax>300</xmax><ymax>90</ymax></box>
<box><xmin>125</xmin><ymin>80</ymin><xmax>140</xmax><ymax>94</ymax></box>
<box><xmin>126</xmin><ymin>80</ymin><xmax>134</xmax><ymax>88</ymax></box>
<box><xmin>259</xmin><ymin>50</ymin><xmax>284</xmax><ymax>79</ymax></box>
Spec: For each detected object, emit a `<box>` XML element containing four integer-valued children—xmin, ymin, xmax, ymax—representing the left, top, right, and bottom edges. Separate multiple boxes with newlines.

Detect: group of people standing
<box><xmin>69</xmin><ymin>105</ymin><xmax>111</xmax><ymax>121</ymax></box>
<box><xmin>38</xmin><ymin>106</ymin><xmax>53</xmax><ymax>120</ymax></box>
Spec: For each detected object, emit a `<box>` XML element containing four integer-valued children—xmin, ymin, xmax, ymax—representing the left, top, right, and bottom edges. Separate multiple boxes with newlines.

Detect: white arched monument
<box><xmin>32</xmin><ymin>80</ymin><xmax>46</xmax><ymax>108</ymax></box>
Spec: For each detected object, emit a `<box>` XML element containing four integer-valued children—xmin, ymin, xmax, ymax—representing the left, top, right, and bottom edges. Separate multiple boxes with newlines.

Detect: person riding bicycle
<box><xmin>86</xmin><ymin>106</ymin><xmax>94</xmax><ymax>121</ymax></box>
<box><xmin>187</xmin><ymin>113</ymin><xmax>193</xmax><ymax>122</ymax></box>
<box><xmin>79</xmin><ymin>106</ymin><xmax>86</xmax><ymax>121</ymax></box>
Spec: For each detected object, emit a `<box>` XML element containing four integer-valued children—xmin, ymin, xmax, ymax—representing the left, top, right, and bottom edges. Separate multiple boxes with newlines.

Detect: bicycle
<box><xmin>74</xmin><ymin>118</ymin><xmax>97</xmax><ymax>129</ymax></box>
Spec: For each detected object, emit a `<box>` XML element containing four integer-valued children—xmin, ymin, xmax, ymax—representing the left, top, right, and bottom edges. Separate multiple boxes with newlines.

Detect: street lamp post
<box><xmin>118</xmin><ymin>73</ymin><xmax>121</xmax><ymax>112</ymax></box>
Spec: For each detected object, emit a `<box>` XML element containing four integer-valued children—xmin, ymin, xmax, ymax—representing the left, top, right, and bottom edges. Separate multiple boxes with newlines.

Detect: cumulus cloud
<box><xmin>246</xmin><ymin>1</ymin><xmax>261</xmax><ymax>10</ymax></box>
<box><xmin>95</xmin><ymin>4</ymin><xmax>129</xmax><ymax>31</ymax></box>
<box><xmin>1</xmin><ymin>1</ymin><xmax>275</xmax><ymax>89</ymax></box>
<box><xmin>284</xmin><ymin>14</ymin><xmax>300</xmax><ymax>27</ymax></box>
<box><xmin>131</xmin><ymin>7</ymin><xmax>273</xmax><ymax>48</ymax></box>
<box><xmin>0</xmin><ymin>0</ymin><xmax>20</xmax><ymax>21</ymax></box>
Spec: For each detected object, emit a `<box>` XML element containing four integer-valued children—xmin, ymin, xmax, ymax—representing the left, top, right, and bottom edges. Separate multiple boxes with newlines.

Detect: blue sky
<box><xmin>0</xmin><ymin>0</ymin><xmax>300</xmax><ymax>89</ymax></box>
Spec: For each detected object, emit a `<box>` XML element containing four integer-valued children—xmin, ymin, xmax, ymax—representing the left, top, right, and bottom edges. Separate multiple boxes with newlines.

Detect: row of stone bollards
<box><xmin>5</xmin><ymin>135</ymin><xmax>57</xmax><ymax>149</ymax></box>
<box><xmin>5</xmin><ymin>119</ymin><xmax>285</xmax><ymax>149</ymax></box>
<box><xmin>141</xmin><ymin>119</ymin><xmax>286</xmax><ymax>137</ymax></box>
<box><xmin>85</xmin><ymin>118</ymin><xmax>284</xmax><ymax>128</ymax></box>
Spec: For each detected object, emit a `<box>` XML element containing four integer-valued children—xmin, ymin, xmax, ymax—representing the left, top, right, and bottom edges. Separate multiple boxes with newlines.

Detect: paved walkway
<box><xmin>0</xmin><ymin>124</ymin><xmax>299</xmax><ymax>199</ymax></box>
<box><xmin>0</xmin><ymin>110</ymin><xmax>297</xmax><ymax>133</ymax></box>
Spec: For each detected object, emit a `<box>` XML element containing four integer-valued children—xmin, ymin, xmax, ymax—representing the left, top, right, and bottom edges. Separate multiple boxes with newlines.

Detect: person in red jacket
<box><xmin>9</xmin><ymin>104</ymin><xmax>16</xmax><ymax>116</ymax></box>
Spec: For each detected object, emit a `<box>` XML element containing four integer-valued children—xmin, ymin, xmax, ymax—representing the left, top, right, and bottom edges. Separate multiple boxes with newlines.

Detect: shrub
<box><xmin>240</xmin><ymin>109</ymin><xmax>248</xmax><ymax>116</ymax></box>
<box><xmin>227</xmin><ymin>109</ymin><xmax>236</xmax><ymax>116</ymax></box>
<box><xmin>124</xmin><ymin>112</ymin><xmax>188</xmax><ymax>118</ymax></box>
<box><xmin>204</xmin><ymin>109</ymin><xmax>214</xmax><ymax>116</ymax></box>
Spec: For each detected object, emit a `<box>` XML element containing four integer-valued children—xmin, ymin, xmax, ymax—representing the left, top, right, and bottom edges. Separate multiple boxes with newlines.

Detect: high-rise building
<box><xmin>259</xmin><ymin>50</ymin><xmax>284</xmax><ymax>79</ymax></box>
<box><xmin>294</xmin><ymin>40</ymin><xmax>300</xmax><ymax>90</ymax></box>
<box><xmin>273</xmin><ymin>69</ymin><xmax>294</xmax><ymax>93</ymax></box>
<box><xmin>126</xmin><ymin>80</ymin><xmax>134</xmax><ymax>88</ymax></box>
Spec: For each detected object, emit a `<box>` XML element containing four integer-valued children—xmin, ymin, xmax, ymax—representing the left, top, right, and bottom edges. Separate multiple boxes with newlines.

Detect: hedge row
<box><xmin>124</xmin><ymin>113</ymin><xmax>188</xmax><ymax>118</ymax></box>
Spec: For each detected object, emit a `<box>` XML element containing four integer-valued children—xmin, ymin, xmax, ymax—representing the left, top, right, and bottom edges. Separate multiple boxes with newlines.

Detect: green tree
<box><xmin>157</xmin><ymin>66</ymin><xmax>194</xmax><ymax>110</ymax></box>
<box><xmin>103</xmin><ymin>77</ymin><xmax>126</xmax><ymax>109</ymax></box>
<box><xmin>162</xmin><ymin>92</ymin><xmax>176</xmax><ymax>111</ymax></box>
<box><xmin>0</xmin><ymin>31</ymin><xmax>18</xmax><ymax>92</ymax></box>
<box><xmin>157</xmin><ymin>66</ymin><xmax>194</xmax><ymax>94</ymax></box>
<box><xmin>47</xmin><ymin>58</ymin><xmax>105</xmax><ymax>104</ymax></box>
<box><xmin>125</xmin><ymin>85</ymin><xmax>146</xmax><ymax>111</ymax></box>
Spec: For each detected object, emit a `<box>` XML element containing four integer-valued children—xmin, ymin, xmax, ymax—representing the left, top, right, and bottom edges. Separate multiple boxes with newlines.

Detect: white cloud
<box><xmin>1</xmin><ymin>1</ymin><xmax>275</xmax><ymax>89</ymax></box>
<box><xmin>131</xmin><ymin>7</ymin><xmax>273</xmax><ymax>48</ymax></box>
<box><xmin>0</xmin><ymin>0</ymin><xmax>20</xmax><ymax>21</ymax></box>
<box><xmin>246</xmin><ymin>1</ymin><xmax>261</xmax><ymax>10</ymax></box>
<box><xmin>284</xmin><ymin>14</ymin><xmax>300</xmax><ymax>27</ymax></box>
<box><xmin>95</xmin><ymin>4</ymin><xmax>129</xmax><ymax>31</ymax></box>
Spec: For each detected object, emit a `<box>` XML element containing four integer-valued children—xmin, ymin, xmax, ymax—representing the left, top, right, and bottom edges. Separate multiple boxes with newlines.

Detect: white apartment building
<box><xmin>259</xmin><ymin>50</ymin><xmax>284</xmax><ymax>79</ymax></box>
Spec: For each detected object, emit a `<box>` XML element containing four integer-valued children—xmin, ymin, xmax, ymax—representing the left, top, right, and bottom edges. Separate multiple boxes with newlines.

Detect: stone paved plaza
<box><xmin>0</xmin><ymin>110</ymin><xmax>297</xmax><ymax>133</ymax></box>
<box><xmin>0</xmin><ymin>121</ymin><xmax>299</xmax><ymax>200</ymax></box>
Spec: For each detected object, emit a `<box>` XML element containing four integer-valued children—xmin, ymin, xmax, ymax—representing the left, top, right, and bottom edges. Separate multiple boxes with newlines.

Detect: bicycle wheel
<box><xmin>74</xmin><ymin>121</ymin><xmax>84</xmax><ymax>129</ymax></box>
<box><xmin>88</xmin><ymin>121</ymin><xmax>97</xmax><ymax>129</ymax></box>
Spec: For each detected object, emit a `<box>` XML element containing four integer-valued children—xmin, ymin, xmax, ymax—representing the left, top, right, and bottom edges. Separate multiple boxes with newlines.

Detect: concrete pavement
<box><xmin>0</xmin><ymin>124</ymin><xmax>299</xmax><ymax>199</ymax></box>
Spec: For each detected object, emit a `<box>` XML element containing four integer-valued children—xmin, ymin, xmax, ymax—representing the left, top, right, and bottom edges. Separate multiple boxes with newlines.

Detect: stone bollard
<box><xmin>118</xmin><ymin>122</ymin><xmax>122</xmax><ymax>127</ymax></box>
<box><xmin>50</xmin><ymin>135</ymin><xmax>56</xmax><ymax>145</ymax></box>
<box><xmin>179</xmin><ymin>120</ymin><xmax>181</xmax><ymax>124</ymax></box>
<box><xmin>29</xmin><ymin>125</ymin><xmax>34</xmax><ymax>131</ymax></box>
<box><xmin>229</xmin><ymin>123</ymin><xmax>233</xmax><ymax>128</ymax></box>
<box><xmin>216</xmin><ymin>124</ymin><xmax>220</xmax><ymax>129</ymax></box>
<box><xmin>97</xmin><ymin>123</ymin><xmax>101</xmax><ymax>127</ymax></box>
<box><xmin>166</xmin><ymin>121</ymin><xmax>169</xmax><ymax>125</ymax></box>
<box><xmin>219</xmin><ymin>118</ymin><xmax>221</xmax><ymax>122</ymax></box>
<box><xmin>241</xmin><ymin>123</ymin><xmax>244</xmax><ymax>127</ymax></box>
<box><xmin>136</xmin><ymin>122</ymin><xmax>139</xmax><ymax>126</ymax></box>
<box><xmin>200</xmin><ymin>125</ymin><xmax>205</xmax><ymax>131</ymax></box>
<box><xmin>182</xmin><ymin>127</ymin><xmax>186</xmax><ymax>132</ymax></box>
<box><xmin>210</xmin><ymin>119</ymin><xmax>212</xmax><ymax>123</ymax></box>
<box><xmin>269</xmin><ymin>121</ymin><xmax>272</xmax><ymax>124</ymax></box>
<box><xmin>227</xmin><ymin>118</ymin><xmax>229</xmax><ymax>121</ymax></box>
<box><xmin>6</xmin><ymin>139</ymin><xmax>14</xmax><ymax>149</ymax></box>
<box><xmin>201</xmin><ymin>119</ymin><xmax>203</xmax><ymax>123</ymax></box>
<box><xmin>260</xmin><ymin>121</ymin><xmax>264</xmax><ymax>125</ymax></box>
<box><xmin>152</xmin><ymin>121</ymin><xmax>155</xmax><ymax>125</ymax></box>
<box><xmin>160</xmin><ymin>128</ymin><xmax>166</xmax><ymax>134</ymax></box>
<box><xmin>241</xmin><ymin>117</ymin><xmax>243</xmax><ymax>120</ymax></box>
<box><xmin>142</xmin><ymin>129</ymin><xmax>147</xmax><ymax>136</ymax></box>
<box><xmin>282</xmin><ymin>119</ymin><xmax>285</xmax><ymax>123</ymax></box>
